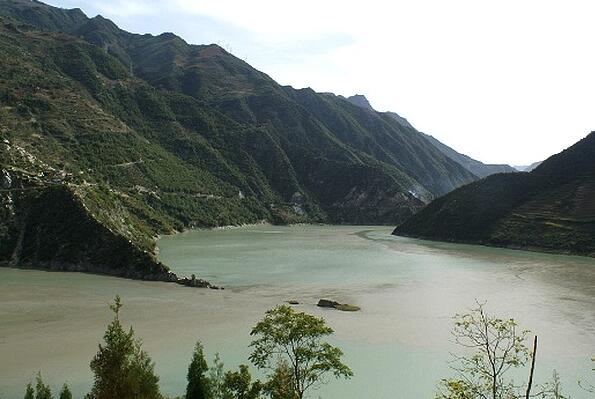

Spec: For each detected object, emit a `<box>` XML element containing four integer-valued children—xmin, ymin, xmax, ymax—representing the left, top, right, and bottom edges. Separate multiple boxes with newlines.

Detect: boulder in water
<box><xmin>317</xmin><ymin>299</ymin><xmax>360</xmax><ymax>311</ymax></box>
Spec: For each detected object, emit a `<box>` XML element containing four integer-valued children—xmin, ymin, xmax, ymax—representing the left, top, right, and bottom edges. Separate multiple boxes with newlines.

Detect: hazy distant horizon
<box><xmin>46</xmin><ymin>0</ymin><xmax>595</xmax><ymax>166</ymax></box>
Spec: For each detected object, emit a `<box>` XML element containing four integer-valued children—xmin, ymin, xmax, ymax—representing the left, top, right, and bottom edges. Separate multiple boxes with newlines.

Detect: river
<box><xmin>1</xmin><ymin>225</ymin><xmax>593</xmax><ymax>398</ymax></box>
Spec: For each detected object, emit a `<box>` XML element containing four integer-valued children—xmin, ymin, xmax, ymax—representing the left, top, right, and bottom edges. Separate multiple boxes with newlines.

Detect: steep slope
<box><xmin>421</xmin><ymin>133</ymin><xmax>516</xmax><ymax>178</ymax></box>
<box><xmin>344</xmin><ymin>94</ymin><xmax>515</xmax><ymax>178</ymax></box>
<box><xmin>393</xmin><ymin>132</ymin><xmax>595</xmax><ymax>257</ymax></box>
<box><xmin>0</xmin><ymin>1</ymin><xmax>479</xmax><ymax>278</ymax></box>
<box><xmin>385</xmin><ymin>111</ymin><xmax>415</xmax><ymax>129</ymax></box>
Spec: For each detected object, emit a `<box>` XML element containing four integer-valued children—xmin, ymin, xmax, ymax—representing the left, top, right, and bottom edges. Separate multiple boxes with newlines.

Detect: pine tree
<box><xmin>24</xmin><ymin>383</ymin><xmax>34</xmax><ymax>399</ymax></box>
<box><xmin>186</xmin><ymin>342</ymin><xmax>211</xmax><ymax>399</ymax></box>
<box><xmin>58</xmin><ymin>384</ymin><xmax>72</xmax><ymax>399</ymax></box>
<box><xmin>87</xmin><ymin>296</ymin><xmax>161</xmax><ymax>399</ymax></box>
<box><xmin>35</xmin><ymin>373</ymin><xmax>52</xmax><ymax>399</ymax></box>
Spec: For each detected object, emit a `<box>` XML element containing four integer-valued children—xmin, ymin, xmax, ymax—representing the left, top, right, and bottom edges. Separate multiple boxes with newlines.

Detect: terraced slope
<box><xmin>394</xmin><ymin>132</ymin><xmax>595</xmax><ymax>257</ymax></box>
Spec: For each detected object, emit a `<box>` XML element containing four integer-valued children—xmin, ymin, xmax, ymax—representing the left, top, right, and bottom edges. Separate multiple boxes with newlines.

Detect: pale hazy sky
<box><xmin>47</xmin><ymin>0</ymin><xmax>595</xmax><ymax>166</ymax></box>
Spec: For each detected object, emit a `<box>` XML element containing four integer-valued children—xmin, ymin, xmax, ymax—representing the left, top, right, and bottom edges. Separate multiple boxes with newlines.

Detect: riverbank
<box><xmin>393</xmin><ymin>231</ymin><xmax>595</xmax><ymax>259</ymax></box>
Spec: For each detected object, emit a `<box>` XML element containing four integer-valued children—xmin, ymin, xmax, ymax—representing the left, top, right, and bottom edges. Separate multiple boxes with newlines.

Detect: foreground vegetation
<box><xmin>15</xmin><ymin>298</ymin><xmax>593</xmax><ymax>399</ymax></box>
<box><xmin>20</xmin><ymin>297</ymin><xmax>352</xmax><ymax>399</ymax></box>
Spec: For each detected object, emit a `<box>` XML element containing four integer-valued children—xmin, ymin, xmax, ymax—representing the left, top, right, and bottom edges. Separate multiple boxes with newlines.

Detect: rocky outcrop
<box><xmin>176</xmin><ymin>274</ymin><xmax>222</xmax><ymax>289</ymax></box>
<box><xmin>344</xmin><ymin>94</ymin><xmax>374</xmax><ymax>110</ymax></box>
<box><xmin>317</xmin><ymin>299</ymin><xmax>340</xmax><ymax>308</ymax></box>
<box><xmin>0</xmin><ymin>185</ymin><xmax>201</xmax><ymax>283</ymax></box>
<box><xmin>317</xmin><ymin>299</ymin><xmax>361</xmax><ymax>312</ymax></box>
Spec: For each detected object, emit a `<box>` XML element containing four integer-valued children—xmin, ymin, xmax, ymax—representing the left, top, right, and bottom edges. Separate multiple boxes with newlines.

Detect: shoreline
<box><xmin>392</xmin><ymin>232</ymin><xmax>595</xmax><ymax>259</ymax></box>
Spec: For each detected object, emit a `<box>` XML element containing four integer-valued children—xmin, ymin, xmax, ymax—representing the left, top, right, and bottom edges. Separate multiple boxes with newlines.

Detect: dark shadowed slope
<box><xmin>394</xmin><ymin>132</ymin><xmax>595</xmax><ymax>257</ymax></box>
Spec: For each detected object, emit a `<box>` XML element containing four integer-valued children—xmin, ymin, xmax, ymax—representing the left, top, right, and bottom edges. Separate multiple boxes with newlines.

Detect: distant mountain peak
<box><xmin>345</xmin><ymin>94</ymin><xmax>374</xmax><ymax>110</ymax></box>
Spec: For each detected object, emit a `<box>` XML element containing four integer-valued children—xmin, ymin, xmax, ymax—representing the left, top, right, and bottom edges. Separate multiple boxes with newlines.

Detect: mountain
<box><xmin>393</xmin><ymin>132</ymin><xmax>595</xmax><ymax>257</ymax></box>
<box><xmin>0</xmin><ymin>0</ymin><xmax>479</xmax><ymax>280</ymax></box>
<box><xmin>344</xmin><ymin>94</ymin><xmax>515</xmax><ymax>178</ymax></box>
<box><xmin>344</xmin><ymin>94</ymin><xmax>374</xmax><ymax>110</ymax></box>
<box><xmin>385</xmin><ymin>111</ymin><xmax>415</xmax><ymax>130</ymax></box>
<box><xmin>514</xmin><ymin>161</ymin><xmax>542</xmax><ymax>172</ymax></box>
<box><xmin>421</xmin><ymin>134</ymin><xmax>517</xmax><ymax>178</ymax></box>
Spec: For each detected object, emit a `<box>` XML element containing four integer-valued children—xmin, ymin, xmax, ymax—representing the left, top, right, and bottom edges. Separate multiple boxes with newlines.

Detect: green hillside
<box><xmin>0</xmin><ymin>0</ymin><xmax>478</xmax><ymax>279</ymax></box>
<box><xmin>394</xmin><ymin>132</ymin><xmax>595</xmax><ymax>257</ymax></box>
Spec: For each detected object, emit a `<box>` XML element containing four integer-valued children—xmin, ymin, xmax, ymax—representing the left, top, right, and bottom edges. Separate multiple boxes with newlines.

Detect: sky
<box><xmin>46</xmin><ymin>0</ymin><xmax>595</xmax><ymax>166</ymax></box>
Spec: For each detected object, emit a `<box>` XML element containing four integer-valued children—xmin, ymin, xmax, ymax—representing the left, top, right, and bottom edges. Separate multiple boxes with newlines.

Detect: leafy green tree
<box><xmin>87</xmin><ymin>295</ymin><xmax>161</xmax><ymax>399</ymax></box>
<box><xmin>249</xmin><ymin>305</ymin><xmax>352</xmax><ymax>399</ymax></box>
<box><xmin>24</xmin><ymin>383</ymin><xmax>34</xmax><ymax>399</ymax></box>
<box><xmin>186</xmin><ymin>342</ymin><xmax>211</xmax><ymax>399</ymax></box>
<box><xmin>263</xmin><ymin>360</ymin><xmax>297</xmax><ymax>399</ymax></box>
<box><xmin>221</xmin><ymin>365</ymin><xmax>262</xmax><ymax>399</ymax></box>
<box><xmin>436</xmin><ymin>302</ymin><xmax>530</xmax><ymax>399</ymax></box>
<box><xmin>58</xmin><ymin>384</ymin><xmax>72</xmax><ymax>399</ymax></box>
<box><xmin>35</xmin><ymin>373</ymin><xmax>53</xmax><ymax>399</ymax></box>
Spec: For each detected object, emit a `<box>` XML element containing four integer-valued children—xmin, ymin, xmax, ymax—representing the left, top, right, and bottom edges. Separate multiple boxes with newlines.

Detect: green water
<box><xmin>1</xmin><ymin>225</ymin><xmax>594</xmax><ymax>398</ymax></box>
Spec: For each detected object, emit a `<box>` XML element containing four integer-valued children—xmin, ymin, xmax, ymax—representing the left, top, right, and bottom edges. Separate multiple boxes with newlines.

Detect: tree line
<box><xmin>17</xmin><ymin>297</ymin><xmax>594</xmax><ymax>399</ymax></box>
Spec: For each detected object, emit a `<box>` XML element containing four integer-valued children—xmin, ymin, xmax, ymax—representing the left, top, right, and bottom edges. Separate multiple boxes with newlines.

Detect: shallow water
<box><xmin>1</xmin><ymin>225</ymin><xmax>594</xmax><ymax>398</ymax></box>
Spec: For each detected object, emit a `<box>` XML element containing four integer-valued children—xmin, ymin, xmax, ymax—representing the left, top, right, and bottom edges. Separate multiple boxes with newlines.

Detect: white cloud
<box><xmin>47</xmin><ymin>0</ymin><xmax>595</xmax><ymax>164</ymax></box>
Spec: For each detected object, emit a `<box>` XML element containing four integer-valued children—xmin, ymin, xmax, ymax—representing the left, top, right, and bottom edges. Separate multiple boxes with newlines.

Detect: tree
<box><xmin>186</xmin><ymin>342</ymin><xmax>211</xmax><ymax>399</ymax></box>
<box><xmin>209</xmin><ymin>353</ymin><xmax>225</xmax><ymax>399</ymax></box>
<box><xmin>249</xmin><ymin>305</ymin><xmax>353</xmax><ymax>399</ymax></box>
<box><xmin>87</xmin><ymin>295</ymin><xmax>161</xmax><ymax>399</ymax></box>
<box><xmin>24</xmin><ymin>383</ymin><xmax>34</xmax><ymax>399</ymax></box>
<box><xmin>437</xmin><ymin>302</ymin><xmax>531</xmax><ymax>399</ymax></box>
<box><xmin>58</xmin><ymin>384</ymin><xmax>72</xmax><ymax>399</ymax></box>
<box><xmin>263</xmin><ymin>360</ymin><xmax>297</xmax><ymax>399</ymax></box>
<box><xmin>35</xmin><ymin>373</ymin><xmax>52</xmax><ymax>399</ymax></box>
<box><xmin>23</xmin><ymin>376</ymin><xmax>54</xmax><ymax>399</ymax></box>
<box><xmin>221</xmin><ymin>365</ymin><xmax>262</xmax><ymax>399</ymax></box>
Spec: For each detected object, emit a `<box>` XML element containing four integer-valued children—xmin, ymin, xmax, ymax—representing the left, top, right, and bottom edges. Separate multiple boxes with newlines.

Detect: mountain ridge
<box><xmin>420</xmin><ymin>133</ymin><xmax>517</xmax><ymax>178</ymax></box>
<box><xmin>344</xmin><ymin>94</ymin><xmax>516</xmax><ymax>178</ymax></box>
